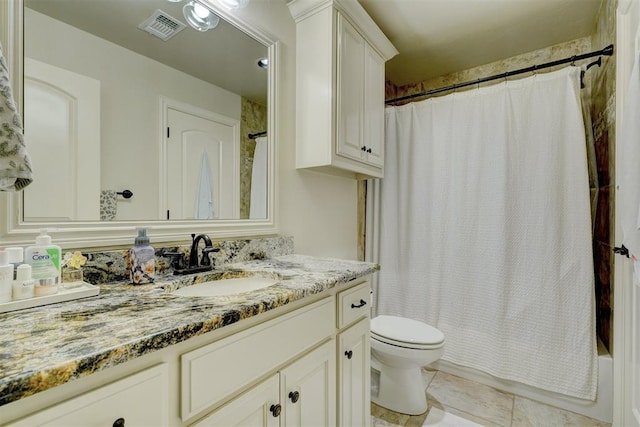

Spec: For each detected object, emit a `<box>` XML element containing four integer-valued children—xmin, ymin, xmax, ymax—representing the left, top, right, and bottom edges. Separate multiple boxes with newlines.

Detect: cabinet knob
<box><xmin>270</xmin><ymin>403</ymin><xmax>282</xmax><ymax>417</ymax></box>
<box><xmin>350</xmin><ymin>299</ymin><xmax>367</xmax><ymax>309</ymax></box>
<box><xmin>366</xmin><ymin>148</ymin><xmax>372</xmax><ymax>153</ymax></box>
<box><xmin>361</xmin><ymin>146</ymin><xmax>367</xmax><ymax>151</ymax></box>
<box><xmin>345</xmin><ymin>350</ymin><xmax>353</xmax><ymax>359</ymax></box>
<box><xmin>289</xmin><ymin>390</ymin><xmax>300</xmax><ymax>403</ymax></box>
<box><xmin>112</xmin><ymin>418</ymin><xmax>125</xmax><ymax>427</ymax></box>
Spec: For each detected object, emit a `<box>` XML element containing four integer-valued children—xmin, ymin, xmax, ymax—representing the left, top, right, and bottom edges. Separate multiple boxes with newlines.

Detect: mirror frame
<box><xmin>0</xmin><ymin>0</ymin><xmax>279</xmax><ymax>248</ymax></box>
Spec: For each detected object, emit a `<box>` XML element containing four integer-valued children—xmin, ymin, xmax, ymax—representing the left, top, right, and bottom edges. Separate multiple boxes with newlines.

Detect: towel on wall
<box><xmin>250</xmin><ymin>136</ymin><xmax>267</xmax><ymax>219</ymax></box>
<box><xmin>195</xmin><ymin>151</ymin><xmax>214</xmax><ymax>219</ymax></box>
<box><xmin>0</xmin><ymin>42</ymin><xmax>33</xmax><ymax>191</ymax></box>
<box><xmin>100</xmin><ymin>190</ymin><xmax>117</xmax><ymax>221</ymax></box>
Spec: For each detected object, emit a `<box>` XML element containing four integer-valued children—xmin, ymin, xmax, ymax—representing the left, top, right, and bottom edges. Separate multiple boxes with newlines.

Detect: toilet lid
<box><xmin>371</xmin><ymin>315</ymin><xmax>445</xmax><ymax>346</ymax></box>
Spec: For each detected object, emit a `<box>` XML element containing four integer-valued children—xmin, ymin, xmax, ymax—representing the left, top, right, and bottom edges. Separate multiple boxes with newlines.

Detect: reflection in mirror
<box><xmin>22</xmin><ymin>0</ymin><xmax>268</xmax><ymax>222</ymax></box>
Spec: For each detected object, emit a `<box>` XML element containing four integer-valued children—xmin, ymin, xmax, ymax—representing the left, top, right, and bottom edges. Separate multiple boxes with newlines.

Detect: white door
<box><xmin>165</xmin><ymin>107</ymin><xmax>239</xmax><ymax>220</ymax></box>
<box><xmin>192</xmin><ymin>374</ymin><xmax>280</xmax><ymax>427</ymax></box>
<box><xmin>23</xmin><ymin>58</ymin><xmax>100</xmax><ymax>221</ymax></box>
<box><xmin>280</xmin><ymin>340</ymin><xmax>336</xmax><ymax>426</ymax></box>
<box><xmin>615</xmin><ymin>0</ymin><xmax>640</xmax><ymax>425</ymax></box>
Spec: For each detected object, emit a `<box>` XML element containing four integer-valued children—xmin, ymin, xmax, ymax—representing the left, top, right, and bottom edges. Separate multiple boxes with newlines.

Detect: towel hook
<box><xmin>117</xmin><ymin>190</ymin><xmax>133</xmax><ymax>199</ymax></box>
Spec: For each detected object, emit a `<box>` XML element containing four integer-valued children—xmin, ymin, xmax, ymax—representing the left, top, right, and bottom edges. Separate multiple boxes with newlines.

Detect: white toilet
<box><xmin>370</xmin><ymin>315</ymin><xmax>445</xmax><ymax>415</ymax></box>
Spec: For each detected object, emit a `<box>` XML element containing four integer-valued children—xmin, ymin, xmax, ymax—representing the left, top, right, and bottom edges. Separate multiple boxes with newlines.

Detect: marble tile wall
<box><xmin>589</xmin><ymin>0</ymin><xmax>616</xmax><ymax>352</ymax></box>
<box><xmin>373</xmin><ymin>6</ymin><xmax>616</xmax><ymax>350</ymax></box>
<box><xmin>240</xmin><ymin>97</ymin><xmax>268</xmax><ymax>219</ymax></box>
<box><xmin>76</xmin><ymin>235</ymin><xmax>293</xmax><ymax>285</ymax></box>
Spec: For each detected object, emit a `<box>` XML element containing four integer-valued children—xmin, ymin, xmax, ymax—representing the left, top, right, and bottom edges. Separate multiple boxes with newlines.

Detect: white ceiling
<box><xmin>358</xmin><ymin>0</ymin><xmax>604</xmax><ymax>86</ymax></box>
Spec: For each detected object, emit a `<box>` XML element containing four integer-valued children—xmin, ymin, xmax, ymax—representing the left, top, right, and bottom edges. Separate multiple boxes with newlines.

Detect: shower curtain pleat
<box><xmin>375</xmin><ymin>67</ymin><xmax>597</xmax><ymax>400</ymax></box>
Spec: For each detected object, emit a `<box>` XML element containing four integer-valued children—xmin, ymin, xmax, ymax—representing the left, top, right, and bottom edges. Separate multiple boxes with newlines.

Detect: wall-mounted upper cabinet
<box><xmin>288</xmin><ymin>0</ymin><xmax>398</xmax><ymax>179</ymax></box>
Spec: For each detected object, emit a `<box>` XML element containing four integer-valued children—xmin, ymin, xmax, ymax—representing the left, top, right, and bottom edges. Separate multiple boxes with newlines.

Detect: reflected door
<box><xmin>23</xmin><ymin>58</ymin><xmax>100</xmax><ymax>221</ymax></box>
<box><xmin>166</xmin><ymin>108</ymin><xmax>239</xmax><ymax>220</ymax></box>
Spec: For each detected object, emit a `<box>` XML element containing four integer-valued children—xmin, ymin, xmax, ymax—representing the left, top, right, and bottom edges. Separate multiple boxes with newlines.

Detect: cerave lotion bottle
<box><xmin>25</xmin><ymin>229</ymin><xmax>62</xmax><ymax>296</ymax></box>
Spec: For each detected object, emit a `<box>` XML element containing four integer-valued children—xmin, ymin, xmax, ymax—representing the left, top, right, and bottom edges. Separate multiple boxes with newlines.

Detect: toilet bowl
<box><xmin>370</xmin><ymin>315</ymin><xmax>445</xmax><ymax>415</ymax></box>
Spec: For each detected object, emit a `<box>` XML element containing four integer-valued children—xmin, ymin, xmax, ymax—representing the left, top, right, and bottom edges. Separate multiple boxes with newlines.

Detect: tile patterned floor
<box><xmin>371</xmin><ymin>369</ymin><xmax>612</xmax><ymax>427</ymax></box>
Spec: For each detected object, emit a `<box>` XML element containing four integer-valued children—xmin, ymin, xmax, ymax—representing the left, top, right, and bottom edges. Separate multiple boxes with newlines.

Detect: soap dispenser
<box><xmin>130</xmin><ymin>228</ymin><xmax>155</xmax><ymax>284</ymax></box>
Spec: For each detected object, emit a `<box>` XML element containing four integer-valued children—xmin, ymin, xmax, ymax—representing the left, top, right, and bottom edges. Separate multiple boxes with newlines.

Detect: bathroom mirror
<box><xmin>0</xmin><ymin>0</ymin><xmax>279</xmax><ymax>247</ymax></box>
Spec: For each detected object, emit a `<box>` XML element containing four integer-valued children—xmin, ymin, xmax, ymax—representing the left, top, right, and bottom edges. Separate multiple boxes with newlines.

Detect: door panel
<box><xmin>23</xmin><ymin>58</ymin><xmax>100</xmax><ymax>221</ymax></box>
<box><xmin>166</xmin><ymin>108</ymin><xmax>239</xmax><ymax>220</ymax></box>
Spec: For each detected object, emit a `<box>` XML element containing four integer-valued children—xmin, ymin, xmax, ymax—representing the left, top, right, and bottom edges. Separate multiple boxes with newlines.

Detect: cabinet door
<box><xmin>280</xmin><ymin>340</ymin><xmax>336</xmax><ymax>427</ymax></box>
<box><xmin>363</xmin><ymin>44</ymin><xmax>385</xmax><ymax>168</ymax></box>
<box><xmin>336</xmin><ymin>13</ymin><xmax>365</xmax><ymax>162</ymax></box>
<box><xmin>338</xmin><ymin>318</ymin><xmax>371</xmax><ymax>427</ymax></box>
<box><xmin>10</xmin><ymin>364</ymin><xmax>169</xmax><ymax>427</ymax></box>
<box><xmin>192</xmin><ymin>374</ymin><xmax>280</xmax><ymax>427</ymax></box>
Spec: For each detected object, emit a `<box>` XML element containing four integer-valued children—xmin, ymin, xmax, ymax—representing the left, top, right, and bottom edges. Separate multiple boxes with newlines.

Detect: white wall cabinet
<box><xmin>5</xmin><ymin>278</ymin><xmax>372</xmax><ymax>427</ymax></box>
<box><xmin>288</xmin><ymin>0</ymin><xmax>397</xmax><ymax>179</ymax></box>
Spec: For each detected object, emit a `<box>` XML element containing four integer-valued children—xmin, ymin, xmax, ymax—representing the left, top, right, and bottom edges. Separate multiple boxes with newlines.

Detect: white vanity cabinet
<box><xmin>336</xmin><ymin>281</ymin><xmax>372</xmax><ymax>427</ymax></box>
<box><xmin>190</xmin><ymin>373</ymin><xmax>281</xmax><ymax>427</ymax></box>
<box><xmin>3</xmin><ymin>277</ymin><xmax>372</xmax><ymax>427</ymax></box>
<box><xmin>288</xmin><ymin>0</ymin><xmax>397</xmax><ymax>179</ymax></box>
<box><xmin>194</xmin><ymin>340</ymin><xmax>336</xmax><ymax>427</ymax></box>
<box><xmin>9</xmin><ymin>364</ymin><xmax>170</xmax><ymax>427</ymax></box>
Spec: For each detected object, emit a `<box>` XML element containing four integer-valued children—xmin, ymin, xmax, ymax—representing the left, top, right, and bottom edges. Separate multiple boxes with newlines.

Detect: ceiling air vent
<box><xmin>138</xmin><ymin>10</ymin><xmax>186</xmax><ymax>41</ymax></box>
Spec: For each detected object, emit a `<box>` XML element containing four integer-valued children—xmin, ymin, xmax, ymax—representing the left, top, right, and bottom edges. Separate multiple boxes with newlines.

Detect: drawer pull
<box><xmin>113</xmin><ymin>418</ymin><xmax>125</xmax><ymax>427</ymax></box>
<box><xmin>350</xmin><ymin>299</ymin><xmax>367</xmax><ymax>309</ymax></box>
<box><xmin>289</xmin><ymin>390</ymin><xmax>300</xmax><ymax>403</ymax></box>
<box><xmin>366</xmin><ymin>148</ymin><xmax>372</xmax><ymax>153</ymax></box>
<box><xmin>345</xmin><ymin>350</ymin><xmax>353</xmax><ymax>359</ymax></box>
<box><xmin>270</xmin><ymin>403</ymin><xmax>282</xmax><ymax>417</ymax></box>
<box><xmin>361</xmin><ymin>146</ymin><xmax>367</xmax><ymax>151</ymax></box>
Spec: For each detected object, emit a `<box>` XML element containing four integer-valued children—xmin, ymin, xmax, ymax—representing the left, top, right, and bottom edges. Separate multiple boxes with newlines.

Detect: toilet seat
<box><xmin>371</xmin><ymin>315</ymin><xmax>444</xmax><ymax>349</ymax></box>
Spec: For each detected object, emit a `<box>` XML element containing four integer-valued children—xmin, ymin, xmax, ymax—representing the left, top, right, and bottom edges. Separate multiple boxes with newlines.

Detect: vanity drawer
<box><xmin>337</xmin><ymin>280</ymin><xmax>371</xmax><ymax>329</ymax></box>
<box><xmin>181</xmin><ymin>297</ymin><xmax>334</xmax><ymax>421</ymax></box>
<box><xmin>10</xmin><ymin>364</ymin><xmax>169</xmax><ymax>427</ymax></box>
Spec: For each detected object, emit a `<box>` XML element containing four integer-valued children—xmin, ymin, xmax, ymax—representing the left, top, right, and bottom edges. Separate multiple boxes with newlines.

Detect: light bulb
<box><xmin>218</xmin><ymin>0</ymin><xmax>249</xmax><ymax>10</ymax></box>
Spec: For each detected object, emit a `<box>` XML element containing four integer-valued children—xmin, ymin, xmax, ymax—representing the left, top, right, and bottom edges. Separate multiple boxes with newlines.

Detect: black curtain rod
<box><xmin>248</xmin><ymin>131</ymin><xmax>267</xmax><ymax>139</ymax></box>
<box><xmin>385</xmin><ymin>44</ymin><xmax>614</xmax><ymax>104</ymax></box>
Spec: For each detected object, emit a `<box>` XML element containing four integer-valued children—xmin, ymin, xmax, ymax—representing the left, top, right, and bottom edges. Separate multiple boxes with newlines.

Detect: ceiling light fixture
<box><xmin>183</xmin><ymin>0</ymin><xmax>219</xmax><ymax>32</ymax></box>
<box><xmin>218</xmin><ymin>0</ymin><xmax>250</xmax><ymax>9</ymax></box>
<box><xmin>257</xmin><ymin>58</ymin><xmax>268</xmax><ymax>69</ymax></box>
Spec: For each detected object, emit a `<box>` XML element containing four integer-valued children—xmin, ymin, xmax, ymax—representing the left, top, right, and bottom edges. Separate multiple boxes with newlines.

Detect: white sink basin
<box><xmin>172</xmin><ymin>277</ymin><xmax>279</xmax><ymax>297</ymax></box>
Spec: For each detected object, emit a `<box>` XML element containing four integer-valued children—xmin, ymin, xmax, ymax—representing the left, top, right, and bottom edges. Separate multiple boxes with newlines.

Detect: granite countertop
<box><xmin>0</xmin><ymin>254</ymin><xmax>378</xmax><ymax>408</ymax></box>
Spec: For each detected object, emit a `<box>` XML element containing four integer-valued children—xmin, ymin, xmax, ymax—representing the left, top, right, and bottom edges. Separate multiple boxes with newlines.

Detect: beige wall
<box><xmin>18</xmin><ymin>2</ymin><xmax>360</xmax><ymax>259</ymax></box>
<box><xmin>234</xmin><ymin>1</ymin><xmax>360</xmax><ymax>260</ymax></box>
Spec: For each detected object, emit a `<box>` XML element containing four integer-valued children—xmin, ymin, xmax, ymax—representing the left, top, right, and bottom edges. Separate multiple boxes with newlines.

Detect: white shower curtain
<box><xmin>373</xmin><ymin>67</ymin><xmax>597</xmax><ymax>400</ymax></box>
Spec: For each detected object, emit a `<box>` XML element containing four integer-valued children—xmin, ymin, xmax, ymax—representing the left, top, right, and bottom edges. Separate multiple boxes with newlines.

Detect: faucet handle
<box><xmin>162</xmin><ymin>251</ymin><xmax>186</xmax><ymax>270</ymax></box>
<box><xmin>201</xmin><ymin>247</ymin><xmax>220</xmax><ymax>266</ymax></box>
